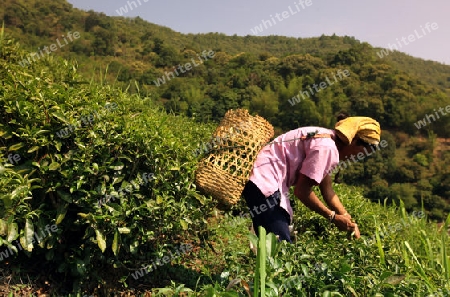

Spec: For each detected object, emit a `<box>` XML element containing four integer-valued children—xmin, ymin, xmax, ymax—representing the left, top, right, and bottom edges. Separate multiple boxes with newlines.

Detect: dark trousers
<box><xmin>242</xmin><ymin>180</ymin><xmax>292</xmax><ymax>243</ymax></box>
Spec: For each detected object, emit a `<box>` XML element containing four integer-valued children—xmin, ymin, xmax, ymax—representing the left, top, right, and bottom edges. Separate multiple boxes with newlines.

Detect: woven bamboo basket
<box><xmin>194</xmin><ymin>109</ymin><xmax>274</xmax><ymax>206</ymax></box>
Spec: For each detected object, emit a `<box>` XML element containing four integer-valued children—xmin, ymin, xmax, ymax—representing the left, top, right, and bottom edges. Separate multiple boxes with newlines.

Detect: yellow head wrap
<box><xmin>334</xmin><ymin>117</ymin><xmax>381</xmax><ymax>145</ymax></box>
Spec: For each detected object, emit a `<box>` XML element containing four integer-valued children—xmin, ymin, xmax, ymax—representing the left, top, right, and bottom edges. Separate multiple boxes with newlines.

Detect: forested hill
<box><xmin>1</xmin><ymin>0</ymin><xmax>450</xmax><ymax>220</ymax></box>
<box><xmin>0</xmin><ymin>0</ymin><xmax>450</xmax><ymax>95</ymax></box>
<box><xmin>1</xmin><ymin>0</ymin><xmax>450</xmax><ymax>97</ymax></box>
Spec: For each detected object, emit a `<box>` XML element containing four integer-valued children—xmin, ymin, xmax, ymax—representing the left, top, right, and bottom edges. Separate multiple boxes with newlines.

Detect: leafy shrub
<box><xmin>0</xmin><ymin>34</ymin><xmax>217</xmax><ymax>290</ymax></box>
<box><xmin>196</xmin><ymin>186</ymin><xmax>450</xmax><ymax>296</ymax></box>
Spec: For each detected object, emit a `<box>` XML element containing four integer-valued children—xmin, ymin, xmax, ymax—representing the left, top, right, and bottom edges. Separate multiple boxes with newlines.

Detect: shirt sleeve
<box><xmin>300</xmin><ymin>146</ymin><xmax>339</xmax><ymax>185</ymax></box>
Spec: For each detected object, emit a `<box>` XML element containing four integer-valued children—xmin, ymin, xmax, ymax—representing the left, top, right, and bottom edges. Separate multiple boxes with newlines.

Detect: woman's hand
<box><xmin>341</xmin><ymin>212</ymin><xmax>352</xmax><ymax>221</ymax></box>
<box><xmin>333</xmin><ymin>214</ymin><xmax>360</xmax><ymax>239</ymax></box>
<box><xmin>352</xmin><ymin>224</ymin><xmax>361</xmax><ymax>239</ymax></box>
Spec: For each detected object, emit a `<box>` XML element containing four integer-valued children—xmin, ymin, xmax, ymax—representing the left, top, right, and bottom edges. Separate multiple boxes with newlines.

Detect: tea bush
<box><xmin>193</xmin><ymin>186</ymin><xmax>450</xmax><ymax>296</ymax></box>
<box><xmin>0</xmin><ymin>33</ymin><xmax>217</xmax><ymax>291</ymax></box>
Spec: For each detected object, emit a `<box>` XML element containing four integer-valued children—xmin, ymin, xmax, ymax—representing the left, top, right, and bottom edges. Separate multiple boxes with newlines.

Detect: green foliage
<box><xmin>413</xmin><ymin>153</ymin><xmax>429</xmax><ymax>167</ymax></box>
<box><xmin>389</xmin><ymin>183</ymin><xmax>418</xmax><ymax>209</ymax></box>
<box><xmin>0</xmin><ymin>34</ymin><xmax>449</xmax><ymax>295</ymax></box>
<box><xmin>2</xmin><ymin>0</ymin><xmax>449</xmax><ymax>136</ymax></box>
<box><xmin>0</xmin><ymin>35</ymin><xmax>216</xmax><ymax>290</ymax></box>
<box><xmin>1</xmin><ymin>2</ymin><xmax>450</xmax><ymax>293</ymax></box>
<box><xmin>199</xmin><ymin>186</ymin><xmax>449</xmax><ymax>296</ymax></box>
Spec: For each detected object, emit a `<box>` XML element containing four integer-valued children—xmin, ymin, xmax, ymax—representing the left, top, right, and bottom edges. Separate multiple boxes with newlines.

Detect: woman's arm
<box><xmin>294</xmin><ymin>174</ymin><xmax>334</xmax><ymax>219</ymax></box>
<box><xmin>294</xmin><ymin>173</ymin><xmax>360</xmax><ymax>238</ymax></box>
<box><xmin>319</xmin><ymin>174</ymin><xmax>348</xmax><ymax>216</ymax></box>
<box><xmin>319</xmin><ymin>175</ymin><xmax>360</xmax><ymax>238</ymax></box>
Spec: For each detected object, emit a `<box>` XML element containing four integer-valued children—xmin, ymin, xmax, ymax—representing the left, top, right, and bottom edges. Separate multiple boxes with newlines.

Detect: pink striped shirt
<box><xmin>249</xmin><ymin>127</ymin><xmax>339</xmax><ymax>222</ymax></box>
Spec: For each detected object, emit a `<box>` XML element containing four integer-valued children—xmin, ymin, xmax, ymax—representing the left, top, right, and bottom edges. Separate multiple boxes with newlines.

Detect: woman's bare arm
<box><xmin>294</xmin><ymin>174</ymin><xmax>333</xmax><ymax>219</ymax></box>
<box><xmin>319</xmin><ymin>174</ymin><xmax>348</xmax><ymax>215</ymax></box>
<box><xmin>294</xmin><ymin>173</ymin><xmax>360</xmax><ymax>237</ymax></box>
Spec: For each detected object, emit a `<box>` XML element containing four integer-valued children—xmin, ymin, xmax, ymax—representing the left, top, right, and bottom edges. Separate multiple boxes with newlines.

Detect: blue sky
<box><xmin>67</xmin><ymin>0</ymin><xmax>450</xmax><ymax>64</ymax></box>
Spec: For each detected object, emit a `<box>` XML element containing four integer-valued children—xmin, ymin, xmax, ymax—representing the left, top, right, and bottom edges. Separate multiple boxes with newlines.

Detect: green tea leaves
<box><xmin>48</xmin><ymin>162</ymin><xmax>60</xmax><ymax>171</ymax></box>
<box><xmin>23</xmin><ymin>219</ymin><xmax>34</xmax><ymax>252</ymax></box>
<box><xmin>95</xmin><ymin>229</ymin><xmax>107</xmax><ymax>253</ymax></box>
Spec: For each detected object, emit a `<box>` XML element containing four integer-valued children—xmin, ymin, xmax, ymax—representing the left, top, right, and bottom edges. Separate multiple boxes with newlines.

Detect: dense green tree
<box><xmin>249</xmin><ymin>85</ymin><xmax>278</xmax><ymax>122</ymax></box>
<box><xmin>389</xmin><ymin>183</ymin><xmax>418</xmax><ymax>209</ymax></box>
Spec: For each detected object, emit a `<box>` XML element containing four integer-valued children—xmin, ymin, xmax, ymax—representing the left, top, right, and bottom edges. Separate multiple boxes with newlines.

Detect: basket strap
<box><xmin>299</xmin><ymin>133</ymin><xmax>332</xmax><ymax>140</ymax></box>
<box><xmin>262</xmin><ymin>133</ymin><xmax>333</xmax><ymax>147</ymax></box>
<box><xmin>207</xmin><ymin>133</ymin><xmax>333</xmax><ymax>153</ymax></box>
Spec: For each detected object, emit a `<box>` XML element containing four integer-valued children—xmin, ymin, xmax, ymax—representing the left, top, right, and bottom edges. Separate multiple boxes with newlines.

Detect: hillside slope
<box><xmin>0</xmin><ymin>32</ymin><xmax>449</xmax><ymax>296</ymax></box>
<box><xmin>1</xmin><ymin>0</ymin><xmax>450</xmax><ymax>220</ymax></box>
<box><xmin>1</xmin><ymin>0</ymin><xmax>449</xmax><ymax>94</ymax></box>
